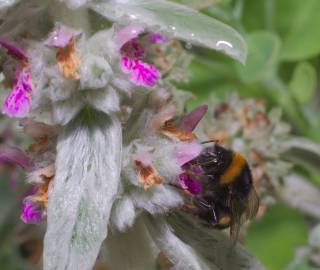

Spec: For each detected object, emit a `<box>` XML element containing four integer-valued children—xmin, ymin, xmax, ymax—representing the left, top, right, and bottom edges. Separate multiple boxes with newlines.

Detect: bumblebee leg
<box><xmin>200</xmin><ymin>139</ymin><xmax>220</xmax><ymax>144</ymax></box>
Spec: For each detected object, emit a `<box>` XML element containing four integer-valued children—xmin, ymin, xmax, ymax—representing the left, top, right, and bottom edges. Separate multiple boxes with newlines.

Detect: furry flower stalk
<box><xmin>0</xmin><ymin>1</ymin><xmax>265</xmax><ymax>270</ymax></box>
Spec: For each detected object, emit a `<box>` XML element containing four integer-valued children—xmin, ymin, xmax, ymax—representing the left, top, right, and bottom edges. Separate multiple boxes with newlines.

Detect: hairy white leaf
<box><xmin>171</xmin><ymin>0</ymin><xmax>216</xmax><ymax>10</ymax></box>
<box><xmin>0</xmin><ymin>0</ymin><xmax>19</xmax><ymax>9</ymax></box>
<box><xmin>110</xmin><ymin>197</ymin><xmax>136</xmax><ymax>232</ymax></box>
<box><xmin>0</xmin><ymin>0</ymin><xmax>49</xmax><ymax>37</ymax></box>
<box><xmin>280</xmin><ymin>174</ymin><xmax>320</xmax><ymax>220</ymax></box>
<box><xmin>61</xmin><ymin>0</ymin><xmax>89</xmax><ymax>10</ymax></box>
<box><xmin>283</xmin><ymin>137</ymin><xmax>320</xmax><ymax>174</ymax></box>
<box><xmin>51</xmin><ymin>87</ymin><xmax>120</xmax><ymax>125</ymax></box>
<box><xmin>167</xmin><ymin>213</ymin><xmax>265</xmax><ymax>270</ymax></box>
<box><xmin>145</xmin><ymin>215</ymin><xmax>213</xmax><ymax>270</ymax></box>
<box><xmin>80</xmin><ymin>54</ymin><xmax>113</xmax><ymax>89</ymax></box>
<box><xmin>105</xmin><ymin>217</ymin><xmax>157</xmax><ymax>270</ymax></box>
<box><xmin>43</xmin><ymin>110</ymin><xmax>122</xmax><ymax>270</ymax></box>
<box><xmin>90</xmin><ymin>0</ymin><xmax>247</xmax><ymax>63</ymax></box>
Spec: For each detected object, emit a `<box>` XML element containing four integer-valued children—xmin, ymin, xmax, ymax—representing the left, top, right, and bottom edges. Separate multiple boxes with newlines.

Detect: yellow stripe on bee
<box><xmin>218</xmin><ymin>216</ymin><xmax>231</xmax><ymax>226</ymax></box>
<box><xmin>220</xmin><ymin>152</ymin><xmax>246</xmax><ymax>184</ymax></box>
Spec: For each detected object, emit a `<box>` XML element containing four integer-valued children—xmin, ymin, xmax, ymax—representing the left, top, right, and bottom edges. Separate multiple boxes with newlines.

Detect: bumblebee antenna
<box><xmin>201</xmin><ymin>139</ymin><xmax>219</xmax><ymax>144</ymax></box>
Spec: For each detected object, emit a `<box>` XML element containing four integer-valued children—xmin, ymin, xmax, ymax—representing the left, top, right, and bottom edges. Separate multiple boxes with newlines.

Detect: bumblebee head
<box><xmin>191</xmin><ymin>143</ymin><xmax>233</xmax><ymax>178</ymax></box>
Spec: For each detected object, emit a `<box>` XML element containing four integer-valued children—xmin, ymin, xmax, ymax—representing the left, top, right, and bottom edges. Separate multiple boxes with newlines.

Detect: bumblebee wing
<box><xmin>229</xmin><ymin>198</ymin><xmax>246</xmax><ymax>242</ymax></box>
<box><xmin>229</xmin><ymin>187</ymin><xmax>259</xmax><ymax>242</ymax></box>
<box><xmin>230</xmin><ymin>217</ymin><xmax>242</xmax><ymax>242</ymax></box>
<box><xmin>245</xmin><ymin>187</ymin><xmax>259</xmax><ymax>220</ymax></box>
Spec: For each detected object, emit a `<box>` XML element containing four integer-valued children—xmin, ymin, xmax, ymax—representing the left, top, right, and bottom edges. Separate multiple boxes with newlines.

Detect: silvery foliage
<box><xmin>0</xmin><ymin>0</ymin><xmax>19</xmax><ymax>16</ymax></box>
<box><xmin>272</xmin><ymin>137</ymin><xmax>320</xmax><ymax>220</ymax></box>
<box><xmin>285</xmin><ymin>224</ymin><xmax>320</xmax><ymax>270</ymax></box>
<box><xmin>90</xmin><ymin>0</ymin><xmax>247</xmax><ymax>63</ymax></box>
<box><xmin>0</xmin><ymin>1</ymin><xmax>264</xmax><ymax>270</ymax></box>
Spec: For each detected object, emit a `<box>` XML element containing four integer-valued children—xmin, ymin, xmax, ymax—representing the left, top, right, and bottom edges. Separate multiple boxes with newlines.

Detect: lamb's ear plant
<box><xmin>0</xmin><ymin>1</ymin><xmax>267</xmax><ymax>269</ymax></box>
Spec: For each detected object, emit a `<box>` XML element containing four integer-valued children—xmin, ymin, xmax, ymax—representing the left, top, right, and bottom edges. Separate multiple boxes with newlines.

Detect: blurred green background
<box><xmin>175</xmin><ymin>0</ymin><xmax>320</xmax><ymax>269</ymax></box>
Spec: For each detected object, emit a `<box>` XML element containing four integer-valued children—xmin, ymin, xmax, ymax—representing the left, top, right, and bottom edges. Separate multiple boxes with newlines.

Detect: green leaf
<box><xmin>90</xmin><ymin>0</ymin><xmax>248</xmax><ymax>63</ymax></box>
<box><xmin>246</xmin><ymin>204</ymin><xmax>308</xmax><ymax>270</ymax></box>
<box><xmin>289</xmin><ymin>62</ymin><xmax>316</xmax><ymax>104</ymax></box>
<box><xmin>235</xmin><ymin>31</ymin><xmax>281</xmax><ymax>83</ymax></box>
<box><xmin>275</xmin><ymin>0</ymin><xmax>320</xmax><ymax>61</ymax></box>
<box><xmin>242</xmin><ymin>0</ymin><xmax>267</xmax><ymax>32</ymax></box>
<box><xmin>170</xmin><ymin>0</ymin><xmax>216</xmax><ymax>10</ymax></box>
<box><xmin>162</xmin><ymin>213</ymin><xmax>265</xmax><ymax>270</ymax></box>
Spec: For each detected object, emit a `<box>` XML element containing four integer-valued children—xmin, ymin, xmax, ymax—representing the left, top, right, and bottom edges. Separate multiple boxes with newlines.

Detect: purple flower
<box><xmin>175</xmin><ymin>141</ymin><xmax>203</xmax><ymax>166</ymax></box>
<box><xmin>120</xmin><ymin>55</ymin><xmax>133</xmax><ymax>72</ymax></box>
<box><xmin>0</xmin><ymin>36</ymin><xmax>27</xmax><ymax>59</ymax></box>
<box><xmin>21</xmin><ymin>200</ymin><xmax>43</xmax><ymax>224</ymax></box>
<box><xmin>179</xmin><ymin>173</ymin><xmax>202</xmax><ymax>194</ymax></box>
<box><xmin>121</xmin><ymin>38</ymin><xmax>145</xmax><ymax>58</ymax></box>
<box><xmin>0</xmin><ymin>145</ymin><xmax>32</xmax><ymax>169</ymax></box>
<box><xmin>121</xmin><ymin>57</ymin><xmax>160</xmax><ymax>87</ymax></box>
<box><xmin>130</xmin><ymin>60</ymin><xmax>160</xmax><ymax>87</ymax></box>
<box><xmin>180</xmin><ymin>105</ymin><xmax>208</xmax><ymax>132</ymax></box>
<box><xmin>45</xmin><ymin>24</ymin><xmax>74</xmax><ymax>48</ymax></box>
<box><xmin>116</xmin><ymin>25</ymin><xmax>145</xmax><ymax>49</ymax></box>
<box><xmin>2</xmin><ymin>66</ymin><xmax>33</xmax><ymax>118</ymax></box>
<box><xmin>118</xmin><ymin>25</ymin><xmax>162</xmax><ymax>88</ymax></box>
<box><xmin>175</xmin><ymin>142</ymin><xmax>204</xmax><ymax>194</ymax></box>
<box><xmin>148</xmin><ymin>33</ymin><xmax>168</xmax><ymax>43</ymax></box>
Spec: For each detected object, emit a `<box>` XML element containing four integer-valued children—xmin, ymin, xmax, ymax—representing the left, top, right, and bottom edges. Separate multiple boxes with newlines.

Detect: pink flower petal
<box><xmin>121</xmin><ymin>57</ymin><xmax>160</xmax><ymax>88</ymax></box>
<box><xmin>116</xmin><ymin>25</ymin><xmax>145</xmax><ymax>49</ymax></box>
<box><xmin>0</xmin><ymin>36</ymin><xmax>27</xmax><ymax>59</ymax></box>
<box><xmin>175</xmin><ymin>142</ymin><xmax>202</xmax><ymax>166</ymax></box>
<box><xmin>21</xmin><ymin>200</ymin><xmax>43</xmax><ymax>224</ymax></box>
<box><xmin>180</xmin><ymin>105</ymin><xmax>208</xmax><ymax>132</ymax></box>
<box><xmin>0</xmin><ymin>146</ymin><xmax>32</xmax><ymax>169</ymax></box>
<box><xmin>179</xmin><ymin>173</ymin><xmax>202</xmax><ymax>194</ymax></box>
<box><xmin>2</xmin><ymin>67</ymin><xmax>33</xmax><ymax>118</ymax></box>
<box><xmin>130</xmin><ymin>59</ymin><xmax>160</xmax><ymax>87</ymax></box>
<box><xmin>3</xmin><ymin>87</ymin><xmax>31</xmax><ymax>117</ymax></box>
<box><xmin>120</xmin><ymin>55</ymin><xmax>134</xmax><ymax>73</ymax></box>
<box><xmin>148</xmin><ymin>33</ymin><xmax>168</xmax><ymax>43</ymax></box>
<box><xmin>45</xmin><ymin>24</ymin><xmax>74</xmax><ymax>48</ymax></box>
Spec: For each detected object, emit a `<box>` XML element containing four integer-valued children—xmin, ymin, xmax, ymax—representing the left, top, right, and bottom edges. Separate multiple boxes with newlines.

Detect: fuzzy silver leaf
<box><xmin>90</xmin><ymin>0</ymin><xmax>247</xmax><ymax>63</ymax></box>
<box><xmin>43</xmin><ymin>110</ymin><xmax>122</xmax><ymax>270</ymax></box>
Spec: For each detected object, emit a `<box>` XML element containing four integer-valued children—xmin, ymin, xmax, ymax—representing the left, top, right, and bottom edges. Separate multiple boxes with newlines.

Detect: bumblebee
<box><xmin>182</xmin><ymin>143</ymin><xmax>259</xmax><ymax>239</ymax></box>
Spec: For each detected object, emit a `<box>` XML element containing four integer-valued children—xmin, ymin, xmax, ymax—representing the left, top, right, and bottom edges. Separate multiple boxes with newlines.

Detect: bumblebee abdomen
<box><xmin>219</xmin><ymin>152</ymin><xmax>247</xmax><ymax>185</ymax></box>
<box><xmin>232</xmin><ymin>163</ymin><xmax>254</xmax><ymax>199</ymax></box>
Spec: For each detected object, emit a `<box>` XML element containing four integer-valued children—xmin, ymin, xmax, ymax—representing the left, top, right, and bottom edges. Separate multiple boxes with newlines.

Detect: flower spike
<box><xmin>2</xmin><ymin>65</ymin><xmax>33</xmax><ymax>118</ymax></box>
<box><xmin>21</xmin><ymin>200</ymin><xmax>43</xmax><ymax>224</ymax></box>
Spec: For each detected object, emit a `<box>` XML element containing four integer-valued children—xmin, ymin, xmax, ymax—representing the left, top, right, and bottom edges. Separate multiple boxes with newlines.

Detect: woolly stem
<box><xmin>144</xmin><ymin>215</ymin><xmax>212</xmax><ymax>270</ymax></box>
